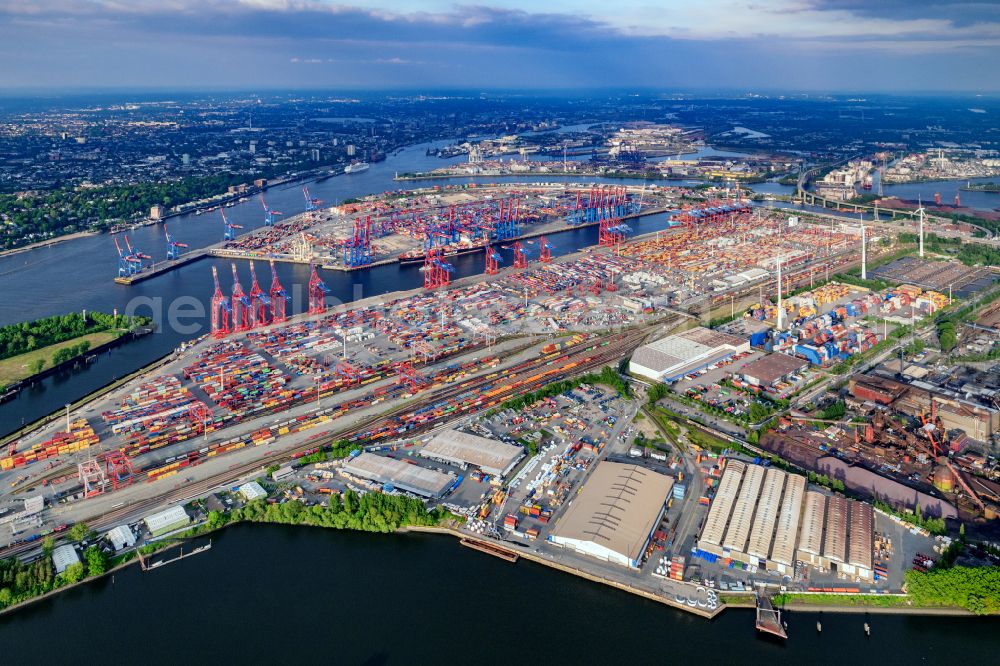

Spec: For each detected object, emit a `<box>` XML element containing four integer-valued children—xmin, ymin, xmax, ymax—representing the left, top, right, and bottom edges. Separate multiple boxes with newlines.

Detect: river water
<box><xmin>0</xmin><ymin>524</ymin><xmax>995</xmax><ymax>665</ymax></box>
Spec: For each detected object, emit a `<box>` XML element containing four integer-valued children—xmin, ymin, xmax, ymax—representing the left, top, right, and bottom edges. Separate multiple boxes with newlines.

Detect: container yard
<box><xmin>5</xmin><ymin>202</ymin><xmax>870</xmax><ymax>514</ymax></box>
<box><xmin>211</xmin><ymin>183</ymin><xmax>673</xmax><ymax>271</ymax></box>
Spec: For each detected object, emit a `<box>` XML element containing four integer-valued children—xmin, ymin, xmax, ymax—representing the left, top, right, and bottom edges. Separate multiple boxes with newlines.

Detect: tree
<box><xmin>41</xmin><ymin>536</ymin><xmax>55</xmax><ymax>557</ymax></box>
<box><xmin>28</xmin><ymin>358</ymin><xmax>45</xmax><ymax>374</ymax></box>
<box><xmin>207</xmin><ymin>510</ymin><xmax>227</xmax><ymax>529</ymax></box>
<box><xmin>83</xmin><ymin>546</ymin><xmax>107</xmax><ymax>576</ymax></box>
<box><xmin>68</xmin><ymin>522</ymin><xmax>89</xmax><ymax>543</ymax></box>
<box><xmin>60</xmin><ymin>562</ymin><xmax>84</xmax><ymax>584</ymax></box>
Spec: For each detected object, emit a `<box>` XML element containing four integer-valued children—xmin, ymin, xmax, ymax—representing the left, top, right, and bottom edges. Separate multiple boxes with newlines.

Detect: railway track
<box><xmin>0</xmin><ymin>322</ymin><xmax>661</xmax><ymax>561</ymax></box>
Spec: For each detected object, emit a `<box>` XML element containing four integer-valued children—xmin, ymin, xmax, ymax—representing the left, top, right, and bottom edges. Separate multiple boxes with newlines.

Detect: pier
<box><xmin>755</xmin><ymin>592</ymin><xmax>788</xmax><ymax>639</ymax></box>
<box><xmin>459</xmin><ymin>537</ymin><xmax>519</xmax><ymax>562</ymax></box>
<box><xmin>136</xmin><ymin>539</ymin><xmax>213</xmax><ymax>571</ymax></box>
<box><xmin>114</xmin><ymin>250</ymin><xmax>210</xmax><ymax>285</ymax></box>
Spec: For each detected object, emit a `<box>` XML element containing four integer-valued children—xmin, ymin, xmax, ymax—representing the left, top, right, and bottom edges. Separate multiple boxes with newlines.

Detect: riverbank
<box><xmin>3</xmin><ymin>515</ymin><xmax>990</xmax><ymax>623</ymax></box>
<box><xmin>0</xmin><ymin>230</ymin><xmax>99</xmax><ymax>258</ymax></box>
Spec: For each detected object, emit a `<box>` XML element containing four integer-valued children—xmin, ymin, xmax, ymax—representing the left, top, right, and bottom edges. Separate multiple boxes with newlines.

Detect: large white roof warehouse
<box><xmin>420</xmin><ymin>430</ymin><xmax>524</xmax><ymax>477</ymax></box>
<box><xmin>548</xmin><ymin>462</ymin><xmax>673</xmax><ymax>568</ymax></box>
<box><xmin>629</xmin><ymin>326</ymin><xmax>748</xmax><ymax>382</ymax></box>
<box><xmin>342</xmin><ymin>452</ymin><xmax>455</xmax><ymax>498</ymax></box>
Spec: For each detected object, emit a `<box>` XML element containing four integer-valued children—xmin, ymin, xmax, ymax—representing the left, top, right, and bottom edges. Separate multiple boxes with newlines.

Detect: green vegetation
<box><xmin>774</xmin><ymin>593</ymin><xmax>910</xmax><ymax>608</ymax></box>
<box><xmin>52</xmin><ymin>340</ymin><xmax>90</xmax><ymax>365</ymax></box>
<box><xmin>807</xmin><ymin>470</ymin><xmax>845</xmax><ymax>492</ymax></box>
<box><xmin>226</xmin><ymin>491</ymin><xmax>455</xmax><ymax>533</ymax></box>
<box><xmin>0</xmin><ymin>167</ymin><xmax>323</xmax><ymax>249</ymax></box>
<box><xmin>0</xmin><ymin>311</ymin><xmax>148</xmax><ymax>361</ymax></box>
<box><xmin>0</xmin><ymin>537</ymin><xmax>110</xmax><ymax>611</ymax></box>
<box><xmin>296</xmin><ymin>439</ymin><xmax>357</xmax><ymax>465</ymax></box>
<box><xmin>817</xmin><ymin>399</ymin><xmax>845</xmax><ymax>420</ymax></box>
<box><xmin>497</xmin><ymin>366</ymin><xmax>629</xmax><ymax>412</ymax></box>
<box><xmin>905</xmin><ymin>567</ymin><xmax>1000</xmax><ymax>615</ymax></box>
<box><xmin>873</xmin><ymin>498</ymin><xmax>947</xmax><ymax>535</ymax></box>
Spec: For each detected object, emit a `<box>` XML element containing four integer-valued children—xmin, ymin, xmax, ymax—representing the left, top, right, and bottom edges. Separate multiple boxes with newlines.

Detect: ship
<box><xmin>344</xmin><ymin>162</ymin><xmax>370</xmax><ymax>174</ymax></box>
<box><xmin>399</xmin><ymin>239</ymin><xmax>488</xmax><ymax>265</ymax></box>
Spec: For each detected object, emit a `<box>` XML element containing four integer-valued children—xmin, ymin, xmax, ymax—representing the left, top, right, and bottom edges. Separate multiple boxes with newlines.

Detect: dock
<box><xmin>755</xmin><ymin>592</ymin><xmax>788</xmax><ymax>639</ymax></box>
<box><xmin>460</xmin><ymin>537</ymin><xmax>519</xmax><ymax>562</ymax></box>
<box><xmin>114</xmin><ymin>250</ymin><xmax>209</xmax><ymax>285</ymax></box>
<box><xmin>136</xmin><ymin>540</ymin><xmax>212</xmax><ymax>571</ymax></box>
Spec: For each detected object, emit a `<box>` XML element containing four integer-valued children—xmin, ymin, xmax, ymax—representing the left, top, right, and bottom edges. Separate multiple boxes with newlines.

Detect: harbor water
<box><xmin>0</xmin><ymin>523</ymin><xmax>995</xmax><ymax>664</ymax></box>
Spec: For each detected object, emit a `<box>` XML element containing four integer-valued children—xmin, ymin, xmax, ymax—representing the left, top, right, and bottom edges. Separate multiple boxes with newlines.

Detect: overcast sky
<box><xmin>1</xmin><ymin>0</ymin><xmax>998</xmax><ymax>92</ymax></box>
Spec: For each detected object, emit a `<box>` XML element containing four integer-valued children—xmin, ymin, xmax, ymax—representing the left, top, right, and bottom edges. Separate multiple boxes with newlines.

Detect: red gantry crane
<box><xmin>308</xmin><ymin>262</ymin><xmax>331</xmax><ymax>315</ymax></box>
<box><xmin>268</xmin><ymin>259</ymin><xmax>288</xmax><ymax>323</ymax></box>
<box><xmin>247</xmin><ymin>260</ymin><xmax>270</xmax><ymax>328</ymax></box>
<box><xmin>230</xmin><ymin>262</ymin><xmax>251</xmax><ymax>332</ymax></box>
<box><xmin>210</xmin><ymin>266</ymin><xmax>231</xmax><ymax>338</ymax></box>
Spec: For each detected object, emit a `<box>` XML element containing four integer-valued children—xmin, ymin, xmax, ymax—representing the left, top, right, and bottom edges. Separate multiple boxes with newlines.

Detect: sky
<box><xmin>0</xmin><ymin>0</ymin><xmax>998</xmax><ymax>93</ymax></box>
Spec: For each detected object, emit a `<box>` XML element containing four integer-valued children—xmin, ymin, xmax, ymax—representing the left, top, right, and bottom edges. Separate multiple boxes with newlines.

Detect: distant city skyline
<box><xmin>1</xmin><ymin>0</ymin><xmax>998</xmax><ymax>92</ymax></box>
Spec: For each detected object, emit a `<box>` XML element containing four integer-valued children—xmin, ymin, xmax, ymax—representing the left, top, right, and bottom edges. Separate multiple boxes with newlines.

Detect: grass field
<box><xmin>0</xmin><ymin>331</ymin><xmax>119</xmax><ymax>386</ymax></box>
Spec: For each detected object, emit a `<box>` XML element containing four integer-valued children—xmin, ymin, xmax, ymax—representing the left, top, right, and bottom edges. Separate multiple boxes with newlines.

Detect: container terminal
<box><xmin>111</xmin><ymin>183</ymin><xmax>673</xmax><ymax>284</ymax></box>
<box><xmin>0</xmin><ymin>194</ymin><xmax>987</xmax><ymax>625</ymax></box>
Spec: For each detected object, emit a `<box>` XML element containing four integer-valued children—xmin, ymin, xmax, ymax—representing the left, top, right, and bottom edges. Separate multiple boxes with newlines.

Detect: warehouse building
<box><xmin>106</xmin><ymin>525</ymin><xmax>137</xmax><ymax>551</ymax></box>
<box><xmin>143</xmin><ymin>506</ymin><xmax>191</xmax><ymax>537</ymax></box>
<box><xmin>846</xmin><ymin>501</ymin><xmax>875</xmax><ymax>579</ymax></box>
<box><xmin>629</xmin><ymin>327</ymin><xmax>749</xmax><ymax>382</ymax></box>
<box><xmin>696</xmin><ymin>463</ymin><xmax>876</xmax><ymax>581</ymax></box>
<box><xmin>822</xmin><ymin>496</ymin><xmax>849</xmax><ymax>568</ymax></box>
<box><xmin>51</xmin><ymin>544</ymin><xmax>80</xmax><ymax>574</ymax></box>
<box><xmin>721</xmin><ymin>464</ymin><xmax>766</xmax><ymax>562</ymax></box>
<box><xmin>238</xmin><ymin>481</ymin><xmax>268</xmax><ymax>502</ymax></box>
<box><xmin>548</xmin><ymin>462</ymin><xmax>673</xmax><ymax>568</ymax></box>
<box><xmin>739</xmin><ymin>353</ymin><xmax>808</xmax><ymax>389</ymax></box>
<box><xmin>745</xmin><ymin>468</ymin><xmax>787</xmax><ymax>564</ymax></box>
<box><xmin>796</xmin><ymin>491</ymin><xmax>827</xmax><ymax>566</ymax></box>
<box><xmin>342</xmin><ymin>452</ymin><xmax>455</xmax><ymax>498</ymax></box>
<box><xmin>420</xmin><ymin>430</ymin><xmax>524</xmax><ymax>478</ymax></box>
<box><xmin>769</xmin><ymin>474</ymin><xmax>805</xmax><ymax>573</ymax></box>
<box><xmin>699</xmin><ymin>460</ymin><xmax>746</xmax><ymax>555</ymax></box>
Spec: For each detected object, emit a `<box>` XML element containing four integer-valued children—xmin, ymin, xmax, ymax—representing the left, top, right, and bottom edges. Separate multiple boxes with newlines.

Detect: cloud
<box><xmin>0</xmin><ymin>1</ymin><xmax>997</xmax><ymax>90</ymax></box>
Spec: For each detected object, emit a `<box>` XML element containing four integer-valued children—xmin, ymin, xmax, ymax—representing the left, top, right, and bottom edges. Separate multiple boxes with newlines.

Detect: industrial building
<box><xmin>238</xmin><ymin>481</ymin><xmax>268</xmax><ymax>502</ymax></box>
<box><xmin>697</xmin><ymin>462</ymin><xmax>876</xmax><ymax>580</ymax></box>
<box><xmin>51</xmin><ymin>544</ymin><xmax>80</xmax><ymax>574</ymax></box>
<box><xmin>849</xmin><ymin>372</ymin><xmax>999</xmax><ymax>444</ymax></box>
<box><xmin>420</xmin><ymin>430</ymin><xmax>524</xmax><ymax>478</ymax></box>
<box><xmin>144</xmin><ymin>506</ymin><xmax>191</xmax><ymax>537</ymax></box>
<box><xmin>342</xmin><ymin>452</ymin><xmax>456</xmax><ymax>498</ymax></box>
<box><xmin>548</xmin><ymin>462</ymin><xmax>673</xmax><ymax>568</ymax></box>
<box><xmin>106</xmin><ymin>525</ymin><xmax>137</xmax><ymax>551</ymax></box>
<box><xmin>629</xmin><ymin>326</ymin><xmax>749</xmax><ymax>382</ymax></box>
<box><xmin>739</xmin><ymin>353</ymin><xmax>808</xmax><ymax>389</ymax></box>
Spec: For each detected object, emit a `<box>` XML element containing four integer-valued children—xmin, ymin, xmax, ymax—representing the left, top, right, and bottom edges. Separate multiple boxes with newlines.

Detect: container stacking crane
<box><xmin>222</xmin><ymin>210</ymin><xmax>242</xmax><ymax>241</ymax></box>
<box><xmin>538</xmin><ymin>236</ymin><xmax>553</xmax><ymax>263</ymax></box>
<box><xmin>230</xmin><ymin>263</ymin><xmax>251</xmax><ymax>332</ymax></box>
<box><xmin>303</xmin><ymin>186</ymin><xmax>321</xmax><ymax>212</ymax></box>
<box><xmin>114</xmin><ymin>237</ymin><xmax>133</xmax><ymax>277</ymax></box>
<box><xmin>210</xmin><ymin>266</ymin><xmax>231</xmax><ymax>338</ymax></box>
<box><xmin>484</xmin><ymin>244</ymin><xmax>502</xmax><ymax>275</ymax></box>
<box><xmin>512</xmin><ymin>241</ymin><xmax>528</xmax><ymax>269</ymax></box>
<box><xmin>423</xmin><ymin>247</ymin><xmax>453</xmax><ymax>289</ymax></box>
<box><xmin>260</xmin><ymin>195</ymin><xmax>282</xmax><ymax>227</ymax></box>
<box><xmin>308</xmin><ymin>262</ymin><xmax>330</xmax><ymax>314</ymax></box>
<box><xmin>247</xmin><ymin>260</ymin><xmax>270</xmax><ymax>328</ymax></box>
<box><xmin>123</xmin><ymin>235</ymin><xmax>151</xmax><ymax>273</ymax></box>
<box><xmin>268</xmin><ymin>259</ymin><xmax>289</xmax><ymax>323</ymax></box>
<box><xmin>165</xmin><ymin>225</ymin><xmax>188</xmax><ymax>260</ymax></box>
